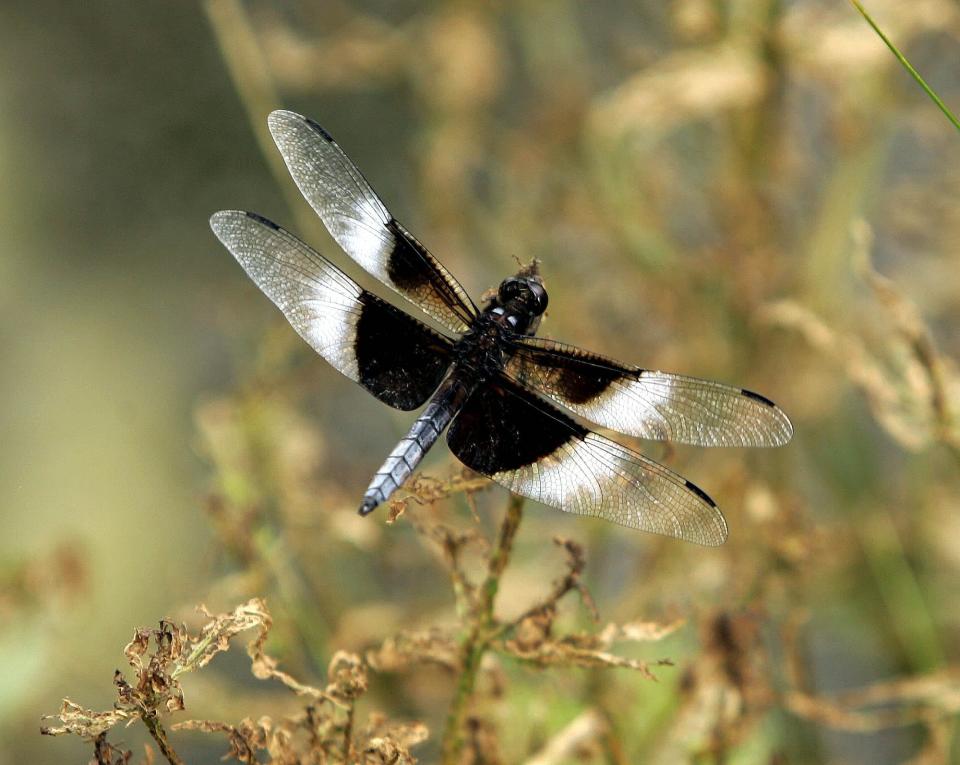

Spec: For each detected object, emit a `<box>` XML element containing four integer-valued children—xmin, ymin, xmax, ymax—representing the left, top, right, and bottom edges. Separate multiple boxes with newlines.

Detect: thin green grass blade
<box><xmin>849</xmin><ymin>0</ymin><xmax>960</xmax><ymax>134</ymax></box>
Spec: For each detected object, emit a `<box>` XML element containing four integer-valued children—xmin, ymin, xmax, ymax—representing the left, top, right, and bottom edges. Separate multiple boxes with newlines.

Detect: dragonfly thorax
<box><xmin>453</xmin><ymin>314</ymin><xmax>511</xmax><ymax>379</ymax></box>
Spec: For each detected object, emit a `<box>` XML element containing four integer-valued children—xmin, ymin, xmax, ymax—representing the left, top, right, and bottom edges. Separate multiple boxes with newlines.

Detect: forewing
<box><xmin>267</xmin><ymin>110</ymin><xmax>478</xmax><ymax>334</ymax></box>
<box><xmin>447</xmin><ymin>377</ymin><xmax>728</xmax><ymax>545</ymax></box>
<box><xmin>211</xmin><ymin>210</ymin><xmax>452</xmax><ymax>410</ymax></box>
<box><xmin>505</xmin><ymin>337</ymin><xmax>793</xmax><ymax>447</ymax></box>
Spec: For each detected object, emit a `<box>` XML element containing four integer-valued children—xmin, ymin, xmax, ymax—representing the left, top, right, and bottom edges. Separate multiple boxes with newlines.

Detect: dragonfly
<box><xmin>210</xmin><ymin>110</ymin><xmax>793</xmax><ymax>545</ymax></box>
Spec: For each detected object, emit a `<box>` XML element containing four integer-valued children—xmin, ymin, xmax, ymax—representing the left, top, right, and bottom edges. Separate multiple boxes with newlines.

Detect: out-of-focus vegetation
<box><xmin>3</xmin><ymin>0</ymin><xmax>960</xmax><ymax>762</ymax></box>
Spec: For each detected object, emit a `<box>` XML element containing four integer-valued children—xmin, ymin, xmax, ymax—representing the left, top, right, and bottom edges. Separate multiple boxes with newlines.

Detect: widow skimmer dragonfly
<box><xmin>211</xmin><ymin>111</ymin><xmax>792</xmax><ymax>546</ymax></box>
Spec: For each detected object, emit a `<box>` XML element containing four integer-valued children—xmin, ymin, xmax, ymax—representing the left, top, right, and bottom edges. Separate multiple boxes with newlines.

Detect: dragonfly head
<box><xmin>497</xmin><ymin>274</ymin><xmax>548</xmax><ymax>317</ymax></box>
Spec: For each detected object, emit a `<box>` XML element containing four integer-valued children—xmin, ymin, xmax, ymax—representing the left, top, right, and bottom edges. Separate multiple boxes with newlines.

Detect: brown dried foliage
<box><xmin>41</xmin><ymin>478</ymin><xmax>685</xmax><ymax>765</ymax></box>
<box><xmin>42</xmin><ymin>598</ymin><xmax>427</xmax><ymax>764</ymax></box>
<box><xmin>762</xmin><ymin>221</ymin><xmax>960</xmax><ymax>463</ymax></box>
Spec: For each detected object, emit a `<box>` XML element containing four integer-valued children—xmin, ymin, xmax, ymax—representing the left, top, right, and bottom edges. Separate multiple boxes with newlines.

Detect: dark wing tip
<box><xmin>267</xmin><ymin>109</ymin><xmax>335</xmax><ymax>142</ymax></box>
<box><xmin>682</xmin><ymin>479</ymin><xmax>728</xmax><ymax>546</ymax></box>
<box><xmin>684</xmin><ymin>479</ymin><xmax>717</xmax><ymax>508</ymax></box>
<box><xmin>740</xmin><ymin>388</ymin><xmax>776</xmax><ymax>407</ymax></box>
<box><xmin>210</xmin><ymin>210</ymin><xmax>281</xmax><ymax>234</ymax></box>
<box><xmin>243</xmin><ymin>211</ymin><xmax>281</xmax><ymax>230</ymax></box>
<box><xmin>303</xmin><ymin>116</ymin><xmax>335</xmax><ymax>142</ymax></box>
<box><xmin>740</xmin><ymin>388</ymin><xmax>795</xmax><ymax>446</ymax></box>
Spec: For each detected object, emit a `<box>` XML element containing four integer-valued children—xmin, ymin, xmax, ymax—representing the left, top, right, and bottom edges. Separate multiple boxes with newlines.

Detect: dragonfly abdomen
<box><xmin>358</xmin><ymin>375</ymin><xmax>472</xmax><ymax>515</ymax></box>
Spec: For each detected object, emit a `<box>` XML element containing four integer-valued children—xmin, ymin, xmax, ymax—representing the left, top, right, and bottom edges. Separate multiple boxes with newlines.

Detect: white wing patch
<box><xmin>506</xmin><ymin>338</ymin><xmax>793</xmax><ymax>447</ymax></box>
<box><xmin>211</xmin><ymin>210</ymin><xmax>363</xmax><ymax>379</ymax></box>
<box><xmin>267</xmin><ymin>111</ymin><xmax>394</xmax><ymax>278</ymax></box>
<box><xmin>491</xmin><ymin>432</ymin><xmax>727</xmax><ymax>546</ymax></box>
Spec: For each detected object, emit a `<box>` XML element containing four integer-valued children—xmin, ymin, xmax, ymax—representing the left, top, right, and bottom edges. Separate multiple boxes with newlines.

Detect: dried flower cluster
<box><xmin>42</xmin><ymin>599</ymin><xmax>428</xmax><ymax>764</ymax></box>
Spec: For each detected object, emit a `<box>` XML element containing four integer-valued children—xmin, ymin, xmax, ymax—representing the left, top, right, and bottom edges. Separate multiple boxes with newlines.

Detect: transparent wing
<box><xmin>267</xmin><ymin>110</ymin><xmax>478</xmax><ymax>334</ymax></box>
<box><xmin>211</xmin><ymin>210</ymin><xmax>453</xmax><ymax>410</ymax></box>
<box><xmin>505</xmin><ymin>337</ymin><xmax>793</xmax><ymax>447</ymax></box>
<box><xmin>447</xmin><ymin>376</ymin><xmax>728</xmax><ymax>545</ymax></box>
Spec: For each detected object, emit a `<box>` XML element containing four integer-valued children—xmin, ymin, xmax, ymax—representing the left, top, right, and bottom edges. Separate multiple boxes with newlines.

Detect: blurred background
<box><xmin>2</xmin><ymin>0</ymin><xmax>960</xmax><ymax>762</ymax></box>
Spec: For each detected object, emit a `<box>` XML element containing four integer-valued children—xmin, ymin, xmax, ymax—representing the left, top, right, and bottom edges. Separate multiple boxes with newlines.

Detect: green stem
<box><xmin>440</xmin><ymin>494</ymin><xmax>524</xmax><ymax>765</ymax></box>
<box><xmin>849</xmin><ymin>0</ymin><xmax>960</xmax><ymax>134</ymax></box>
<box><xmin>481</xmin><ymin>494</ymin><xmax>525</xmax><ymax>622</ymax></box>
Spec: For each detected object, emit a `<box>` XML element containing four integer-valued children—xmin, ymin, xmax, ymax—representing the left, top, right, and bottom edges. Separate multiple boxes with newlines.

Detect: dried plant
<box><xmin>762</xmin><ymin>220</ymin><xmax>960</xmax><ymax>463</ymax></box>
<box><xmin>42</xmin><ymin>480</ymin><xmax>685</xmax><ymax>765</ymax></box>
<box><xmin>42</xmin><ymin>598</ymin><xmax>429</xmax><ymax>764</ymax></box>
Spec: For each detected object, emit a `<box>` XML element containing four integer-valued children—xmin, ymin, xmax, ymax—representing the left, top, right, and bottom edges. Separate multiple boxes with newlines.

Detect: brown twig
<box><xmin>494</xmin><ymin>536</ymin><xmax>598</xmax><ymax>641</ymax></box>
<box><xmin>142</xmin><ymin>713</ymin><xmax>185</xmax><ymax>765</ymax></box>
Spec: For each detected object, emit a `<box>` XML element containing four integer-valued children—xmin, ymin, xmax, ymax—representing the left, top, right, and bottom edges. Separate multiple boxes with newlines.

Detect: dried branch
<box><xmin>501</xmin><ymin>641</ymin><xmax>672</xmax><ymax>680</ymax></box>
<box><xmin>850</xmin><ymin>221</ymin><xmax>960</xmax><ymax>465</ymax></box>
<box><xmin>41</xmin><ymin>598</ymin><xmax>406</xmax><ymax>764</ymax></box>
<box><xmin>496</xmin><ymin>536</ymin><xmax>599</xmax><ymax>640</ymax></box>
<box><xmin>91</xmin><ymin>732</ymin><xmax>133</xmax><ymax>765</ymax></box>
<box><xmin>389</xmin><ymin>472</ymin><xmax>492</xmax><ymax>515</ymax></box>
<box><xmin>761</xmin><ymin>219</ymin><xmax>959</xmax><ymax>464</ymax></box>
<box><xmin>366</xmin><ymin>628</ymin><xmax>460</xmax><ymax>673</ymax></box>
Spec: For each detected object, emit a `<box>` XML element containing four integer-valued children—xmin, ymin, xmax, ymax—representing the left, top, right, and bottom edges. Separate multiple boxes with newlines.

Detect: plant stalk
<box><xmin>142</xmin><ymin>713</ymin><xmax>185</xmax><ymax>765</ymax></box>
<box><xmin>849</xmin><ymin>0</ymin><xmax>960</xmax><ymax>134</ymax></box>
<box><xmin>440</xmin><ymin>494</ymin><xmax>524</xmax><ymax>764</ymax></box>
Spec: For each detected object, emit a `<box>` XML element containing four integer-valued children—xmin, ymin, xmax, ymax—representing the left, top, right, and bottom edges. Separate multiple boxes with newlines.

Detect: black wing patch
<box><xmin>210</xmin><ymin>210</ymin><xmax>452</xmax><ymax>410</ymax></box>
<box><xmin>504</xmin><ymin>337</ymin><xmax>793</xmax><ymax>447</ymax></box>
<box><xmin>267</xmin><ymin>110</ymin><xmax>478</xmax><ymax>334</ymax></box>
<box><xmin>447</xmin><ymin>376</ymin><xmax>728</xmax><ymax>546</ymax></box>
